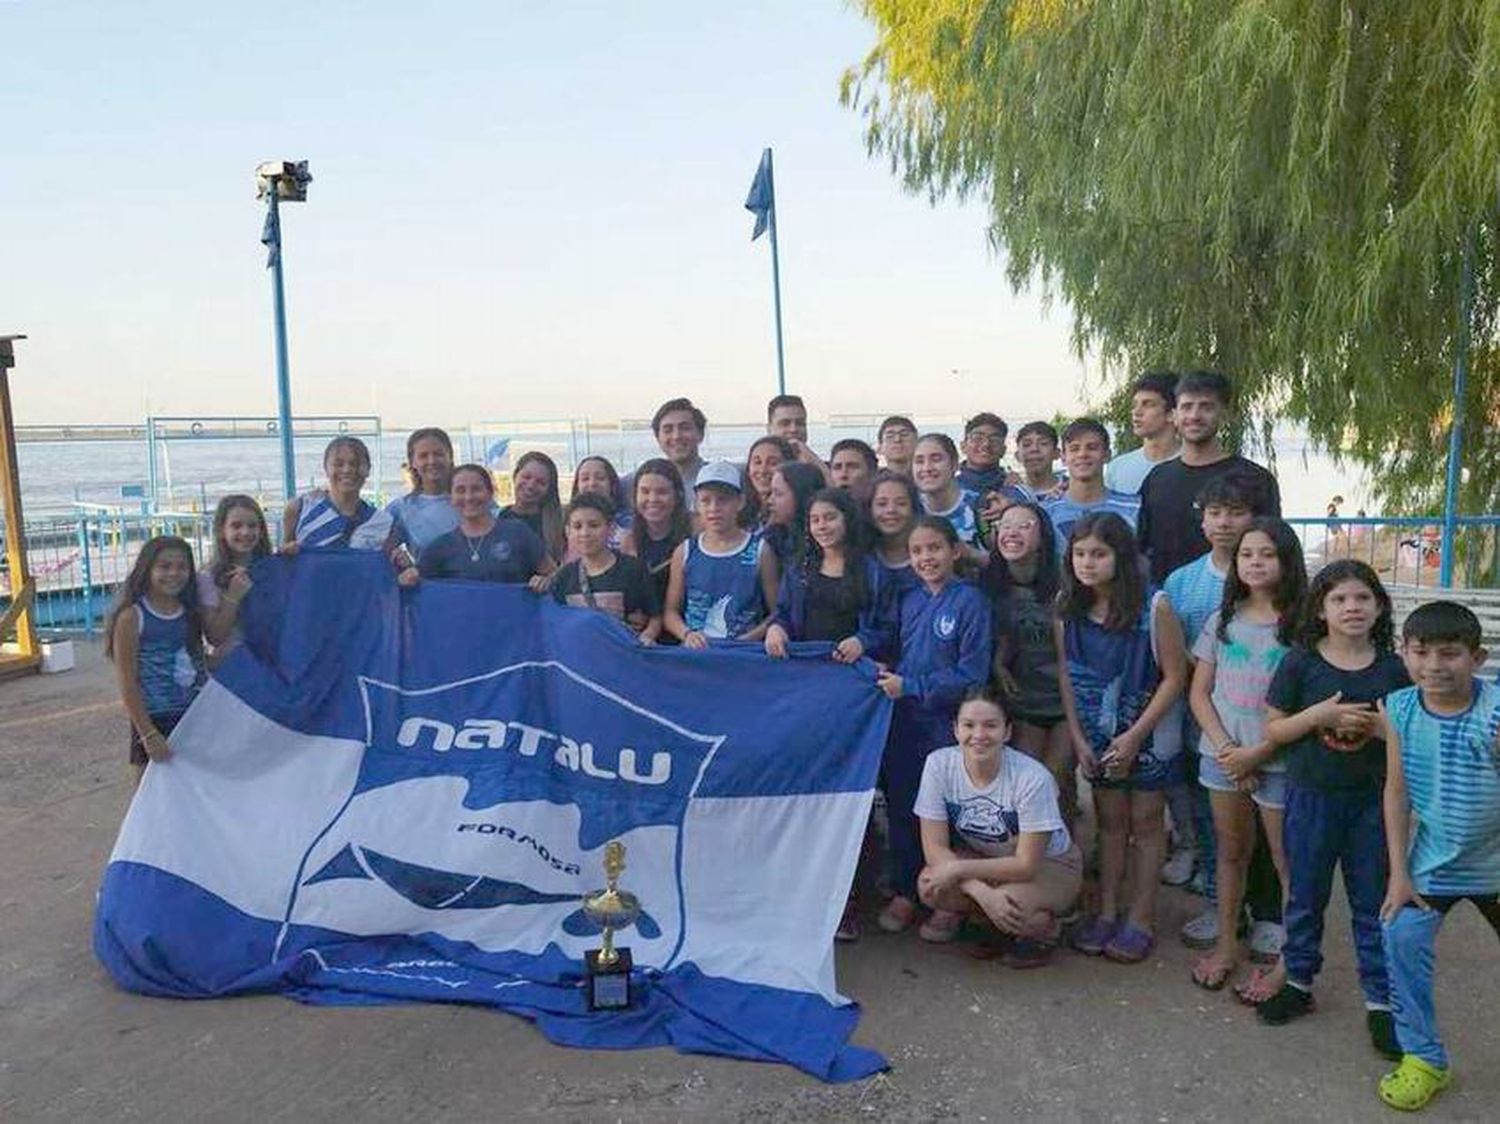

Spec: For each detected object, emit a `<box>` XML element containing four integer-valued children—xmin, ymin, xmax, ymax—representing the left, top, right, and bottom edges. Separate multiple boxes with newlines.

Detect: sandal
<box><xmin>877</xmin><ymin>895</ymin><xmax>919</xmax><ymax>934</ymax></box>
<box><xmin>918</xmin><ymin>908</ymin><xmax>966</xmax><ymax>943</ymax></box>
<box><xmin>1104</xmin><ymin>923</ymin><xmax>1154</xmax><ymax>964</ymax></box>
<box><xmin>1192</xmin><ymin>952</ymin><xmax>1235</xmax><ymax>991</ymax></box>
<box><xmin>1071</xmin><ymin>914</ymin><xmax>1116</xmax><ymax>956</ymax></box>
<box><xmin>1235</xmin><ymin>962</ymin><xmax>1284</xmax><ymax>1006</ymax></box>
<box><xmin>1378</xmin><ymin>1055</ymin><xmax>1452</xmax><ymax>1112</ymax></box>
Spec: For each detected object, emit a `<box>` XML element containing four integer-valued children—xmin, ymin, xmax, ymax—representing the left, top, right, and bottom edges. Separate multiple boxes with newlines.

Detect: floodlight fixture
<box><xmin>256</xmin><ymin>160</ymin><xmax>312</xmax><ymax>202</ymax></box>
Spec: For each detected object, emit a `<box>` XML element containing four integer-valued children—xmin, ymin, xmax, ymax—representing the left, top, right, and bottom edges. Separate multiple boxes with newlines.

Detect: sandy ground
<box><xmin>1</xmin><ymin>642</ymin><xmax>1495</xmax><ymax>1123</ymax></box>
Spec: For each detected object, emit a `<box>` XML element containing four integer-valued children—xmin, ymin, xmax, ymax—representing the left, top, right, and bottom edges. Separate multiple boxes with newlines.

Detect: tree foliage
<box><xmin>842</xmin><ymin>0</ymin><xmax>1500</xmax><ymax>513</ymax></box>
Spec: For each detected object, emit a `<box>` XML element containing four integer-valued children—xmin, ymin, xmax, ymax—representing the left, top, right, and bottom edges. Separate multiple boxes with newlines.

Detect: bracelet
<box><xmin>144</xmin><ymin>730</ymin><xmax>166</xmax><ymax>743</ymax></box>
<box><xmin>1216</xmin><ymin>739</ymin><xmax>1239</xmax><ymax>754</ymax></box>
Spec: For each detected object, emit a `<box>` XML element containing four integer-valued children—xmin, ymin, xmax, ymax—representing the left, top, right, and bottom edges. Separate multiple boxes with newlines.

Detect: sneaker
<box><xmin>1161</xmin><ymin>847</ymin><xmax>1197</xmax><ymax>887</ymax></box>
<box><xmin>1072</xmin><ymin>914</ymin><xmax>1116</xmax><ymax>956</ymax></box>
<box><xmin>1257</xmin><ymin>982</ymin><xmax>1315</xmax><ymax>1025</ymax></box>
<box><xmin>1180</xmin><ymin>905</ymin><xmax>1219</xmax><ymax>949</ymax></box>
<box><xmin>877</xmin><ymin>895</ymin><xmax>918</xmax><ymax>934</ymax></box>
<box><xmin>1248</xmin><ymin>920</ymin><xmax>1285</xmax><ymax>963</ymax></box>
<box><xmin>918</xmin><ymin>908</ymin><xmax>965</xmax><ymax>943</ymax></box>
<box><xmin>835</xmin><ymin>899</ymin><xmax>860</xmax><ymax>943</ymax></box>
<box><xmin>1367</xmin><ymin>1009</ymin><xmax>1402</xmax><ymax>1061</ymax></box>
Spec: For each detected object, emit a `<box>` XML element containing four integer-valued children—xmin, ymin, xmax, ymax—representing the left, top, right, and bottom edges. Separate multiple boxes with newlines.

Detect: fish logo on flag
<box><xmin>284</xmin><ymin>660</ymin><xmax>723</xmax><ymax>966</ymax></box>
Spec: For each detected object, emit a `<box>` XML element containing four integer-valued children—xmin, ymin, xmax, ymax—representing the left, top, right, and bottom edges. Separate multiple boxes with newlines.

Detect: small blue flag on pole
<box><xmin>261</xmin><ymin>207</ymin><xmax>280</xmax><ymax>269</ymax></box>
<box><xmin>745</xmin><ymin>148</ymin><xmax>774</xmax><ymax>241</ymax></box>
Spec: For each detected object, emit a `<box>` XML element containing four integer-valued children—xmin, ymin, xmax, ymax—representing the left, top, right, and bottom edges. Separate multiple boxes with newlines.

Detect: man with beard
<box><xmin>1136</xmin><ymin>370</ymin><xmax>1280</xmax><ymax>585</ymax></box>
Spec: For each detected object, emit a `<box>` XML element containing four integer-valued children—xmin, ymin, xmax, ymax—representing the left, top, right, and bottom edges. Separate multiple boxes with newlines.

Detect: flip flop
<box><xmin>1234</xmin><ymin>965</ymin><xmax>1281</xmax><ymax>1006</ymax></box>
<box><xmin>1378</xmin><ymin>1055</ymin><xmax>1452</xmax><ymax>1112</ymax></box>
<box><xmin>1192</xmin><ymin>953</ymin><xmax>1234</xmax><ymax>991</ymax></box>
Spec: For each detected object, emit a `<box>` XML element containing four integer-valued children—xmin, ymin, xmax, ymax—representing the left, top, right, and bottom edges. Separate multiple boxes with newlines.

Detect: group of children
<box><xmin>105</xmin><ymin>376</ymin><xmax>1497</xmax><ymax>1112</ymax></box>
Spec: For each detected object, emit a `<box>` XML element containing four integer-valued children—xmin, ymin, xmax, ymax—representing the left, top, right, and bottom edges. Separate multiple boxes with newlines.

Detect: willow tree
<box><xmin>842</xmin><ymin>0</ymin><xmax>1500</xmax><ymax>513</ymax></box>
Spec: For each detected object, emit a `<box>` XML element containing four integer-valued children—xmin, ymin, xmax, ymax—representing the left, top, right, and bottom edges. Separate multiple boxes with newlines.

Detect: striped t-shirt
<box><xmin>1042</xmin><ymin>489</ymin><xmax>1141</xmax><ymax>557</ymax></box>
<box><xmin>1387</xmin><ymin>680</ymin><xmax>1500</xmax><ymax>895</ymax></box>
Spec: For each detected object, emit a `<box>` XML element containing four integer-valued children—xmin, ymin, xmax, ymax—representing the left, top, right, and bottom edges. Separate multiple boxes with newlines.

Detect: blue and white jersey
<box><xmin>682</xmin><ymin>532</ymin><xmax>765</xmax><ymax>640</ymax></box>
<box><xmin>1163</xmin><ymin>553</ymin><xmax>1228</xmax><ymax>651</ymax></box>
<box><xmin>1387</xmin><ymin>681</ymin><xmax>1500</xmax><ymax>895</ymax></box>
<box><xmin>1042</xmin><ymin>489</ymin><xmax>1141</xmax><ymax>557</ymax></box>
<box><xmin>382</xmin><ymin>493</ymin><xmax>460</xmax><ymax>556</ymax></box>
<box><xmin>922</xmin><ymin>488</ymin><xmax>983</xmax><ymax>548</ymax></box>
<box><xmin>134</xmin><ymin>600</ymin><xmax>204</xmax><ymax>717</ymax></box>
<box><xmin>294</xmin><ymin>490</ymin><xmax>377</xmax><ymax>548</ymax></box>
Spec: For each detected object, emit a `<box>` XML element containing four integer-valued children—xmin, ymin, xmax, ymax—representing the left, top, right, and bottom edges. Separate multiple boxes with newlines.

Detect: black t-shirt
<box><xmin>1137</xmin><ymin>456</ymin><xmax>1281</xmax><ymax>584</ymax></box>
<box><xmin>634</xmin><ymin>532</ymin><xmax>680</xmax><ymax>609</ymax></box>
<box><xmin>1266</xmin><ymin>647</ymin><xmax>1411</xmax><ymax>791</ymax></box>
<box><xmin>418</xmin><ymin>521</ymin><xmax>546</xmax><ymax>584</ymax></box>
<box><xmin>499</xmin><ymin>506</ymin><xmax>544</xmax><ymax>540</ymax></box>
<box><xmin>551</xmin><ymin>553</ymin><xmax>660</xmax><ymax>622</ymax></box>
<box><xmin>802</xmin><ymin>568</ymin><xmax>865</xmax><ymax>643</ymax></box>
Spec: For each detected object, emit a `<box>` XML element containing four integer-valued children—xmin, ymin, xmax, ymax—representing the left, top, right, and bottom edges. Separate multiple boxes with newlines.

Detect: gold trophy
<box><xmin>581</xmin><ymin>840</ymin><xmax>640</xmax><ymax>1010</ymax></box>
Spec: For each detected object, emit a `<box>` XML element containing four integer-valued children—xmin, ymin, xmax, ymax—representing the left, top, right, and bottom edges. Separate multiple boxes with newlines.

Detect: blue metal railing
<box><xmin>7</xmin><ymin>510</ymin><xmax>1500</xmax><ymax>639</ymax></box>
<box><xmin>1284</xmin><ymin>516</ymin><xmax>1500</xmax><ymax>590</ymax></box>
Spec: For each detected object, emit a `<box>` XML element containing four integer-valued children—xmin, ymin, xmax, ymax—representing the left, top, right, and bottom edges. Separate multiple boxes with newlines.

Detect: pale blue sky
<box><xmin>5</xmin><ymin>1</ymin><xmax>1090</xmax><ymax>426</ymax></box>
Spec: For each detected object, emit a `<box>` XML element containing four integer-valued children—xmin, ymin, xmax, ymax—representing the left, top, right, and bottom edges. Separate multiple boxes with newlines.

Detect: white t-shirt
<box><xmin>913</xmin><ymin>746</ymin><xmax>1073</xmax><ymax>858</ymax></box>
<box><xmin>1104</xmin><ymin>445</ymin><xmax>1181</xmax><ymax>495</ymax></box>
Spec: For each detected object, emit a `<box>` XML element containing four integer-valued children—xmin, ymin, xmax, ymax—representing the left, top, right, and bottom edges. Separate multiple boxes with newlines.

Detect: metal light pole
<box><xmin>1439</xmin><ymin>226</ymin><xmax>1475</xmax><ymax>588</ymax></box>
<box><xmin>256</xmin><ymin>160</ymin><xmax>312</xmax><ymax>502</ymax></box>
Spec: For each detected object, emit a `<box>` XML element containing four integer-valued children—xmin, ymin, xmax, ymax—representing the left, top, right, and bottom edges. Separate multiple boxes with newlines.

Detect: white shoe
<box><xmin>1180</xmin><ymin>906</ymin><xmax>1218</xmax><ymax>949</ymax></box>
<box><xmin>1161</xmin><ymin>847</ymin><xmax>1197</xmax><ymax>887</ymax></box>
<box><xmin>1249</xmin><ymin>920</ymin><xmax>1285</xmax><ymax>963</ymax></box>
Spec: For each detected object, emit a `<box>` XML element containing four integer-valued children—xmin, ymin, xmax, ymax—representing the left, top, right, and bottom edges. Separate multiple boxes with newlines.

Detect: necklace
<box><xmin>463</xmin><ymin>528</ymin><xmax>490</xmax><ymax>562</ymax></box>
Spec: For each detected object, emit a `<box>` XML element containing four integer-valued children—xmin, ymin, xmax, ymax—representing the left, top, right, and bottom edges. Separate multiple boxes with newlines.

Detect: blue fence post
<box><xmin>77</xmin><ymin>513</ymin><xmax>94</xmax><ymax>637</ymax></box>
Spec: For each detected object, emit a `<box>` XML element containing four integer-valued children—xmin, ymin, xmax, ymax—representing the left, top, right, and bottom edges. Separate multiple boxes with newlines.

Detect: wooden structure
<box><xmin>1</xmin><ymin>334</ymin><xmax>40</xmax><ymax>679</ymax></box>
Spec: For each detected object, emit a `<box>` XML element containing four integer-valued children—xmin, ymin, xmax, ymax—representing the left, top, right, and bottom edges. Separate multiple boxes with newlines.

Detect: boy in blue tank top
<box><xmin>1377</xmin><ymin>601</ymin><xmax>1500</xmax><ymax>1112</ymax></box>
<box><xmin>662</xmin><ymin>461</ymin><xmax>776</xmax><ymax>648</ymax></box>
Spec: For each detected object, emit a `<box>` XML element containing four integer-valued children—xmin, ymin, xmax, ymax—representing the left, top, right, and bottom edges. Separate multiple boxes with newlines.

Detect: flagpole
<box><xmin>266</xmin><ymin>188</ymin><xmax>297</xmax><ymax>501</ymax></box>
<box><xmin>765</xmin><ymin>148</ymin><xmax>787</xmax><ymax>396</ymax></box>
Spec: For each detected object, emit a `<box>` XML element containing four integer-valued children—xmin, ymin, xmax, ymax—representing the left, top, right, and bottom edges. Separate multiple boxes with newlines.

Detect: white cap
<box><xmin>694</xmin><ymin>460</ymin><xmax>743</xmax><ymax>492</ymax></box>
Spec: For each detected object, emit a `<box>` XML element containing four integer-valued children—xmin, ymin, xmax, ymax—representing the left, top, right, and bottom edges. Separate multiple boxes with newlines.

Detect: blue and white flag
<box><xmin>94</xmin><ymin>552</ymin><xmax>891</xmax><ymax>1082</ymax></box>
<box><xmin>745</xmin><ymin>148</ymin><xmax>774</xmax><ymax>241</ymax></box>
<box><xmin>260</xmin><ymin>206</ymin><xmax>280</xmax><ymax>269</ymax></box>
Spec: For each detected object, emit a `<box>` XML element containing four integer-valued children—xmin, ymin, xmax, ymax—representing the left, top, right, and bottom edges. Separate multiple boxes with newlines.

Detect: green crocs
<box><xmin>1378</xmin><ymin>1055</ymin><xmax>1452</xmax><ymax>1112</ymax></box>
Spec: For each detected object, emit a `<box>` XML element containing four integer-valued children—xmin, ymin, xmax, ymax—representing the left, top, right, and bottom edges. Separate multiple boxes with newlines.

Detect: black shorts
<box><xmin>129</xmin><ymin>712</ymin><xmax>183</xmax><ymax>766</ymax></box>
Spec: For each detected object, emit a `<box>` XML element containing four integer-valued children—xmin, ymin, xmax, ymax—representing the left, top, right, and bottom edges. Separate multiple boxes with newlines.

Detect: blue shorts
<box><xmin>1198</xmin><ymin>752</ymin><xmax>1287</xmax><ymax>810</ymax></box>
<box><xmin>1092</xmin><ymin>744</ymin><xmax>1182</xmax><ymax>793</ymax></box>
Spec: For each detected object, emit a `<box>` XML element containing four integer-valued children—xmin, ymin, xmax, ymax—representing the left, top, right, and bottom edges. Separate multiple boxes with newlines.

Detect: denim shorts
<box><xmin>1198</xmin><ymin>751</ymin><xmax>1287</xmax><ymax>810</ymax></box>
<box><xmin>1091</xmin><ymin>744</ymin><xmax>1182</xmax><ymax>793</ymax></box>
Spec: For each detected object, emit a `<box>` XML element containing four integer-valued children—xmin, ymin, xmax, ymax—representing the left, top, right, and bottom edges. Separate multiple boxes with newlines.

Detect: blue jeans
<box><xmin>1282</xmin><ymin>784</ymin><xmax>1388</xmax><ymax>1004</ymax></box>
<box><xmin>1384</xmin><ymin>895</ymin><xmax>1500</xmax><ymax>1068</ymax></box>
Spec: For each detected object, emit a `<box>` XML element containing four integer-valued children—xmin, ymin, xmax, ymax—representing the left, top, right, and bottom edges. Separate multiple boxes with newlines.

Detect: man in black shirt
<box><xmin>1137</xmin><ymin>370</ymin><xmax>1281</xmax><ymax>585</ymax></box>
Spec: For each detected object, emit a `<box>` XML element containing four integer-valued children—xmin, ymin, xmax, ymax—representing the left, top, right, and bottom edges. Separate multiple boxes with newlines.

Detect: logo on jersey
<box><xmin>935</xmin><ymin>613</ymin><xmax>957</xmax><ymax>639</ymax></box>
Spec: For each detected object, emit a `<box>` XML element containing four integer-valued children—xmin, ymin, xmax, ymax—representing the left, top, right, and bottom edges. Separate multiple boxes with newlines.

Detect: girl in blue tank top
<box><xmin>663</xmin><ymin>462</ymin><xmax>775</xmax><ymax>648</ymax></box>
<box><xmin>867</xmin><ymin>470</ymin><xmax>923</xmax><ymax>601</ymax></box>
<box><xmin>1057</xmin><ymin>512</ymin><xmax>1186</xmax><ymax>964</ymax></box>
<box><xmin>281</xmin><ymin>436</ymin><xmax>376</xmax><ymax>549</ymax></box>
<box><xmin>105</xmin><ymin>536</ymin><xmax>208</xmax><ymax>782</ymax></box>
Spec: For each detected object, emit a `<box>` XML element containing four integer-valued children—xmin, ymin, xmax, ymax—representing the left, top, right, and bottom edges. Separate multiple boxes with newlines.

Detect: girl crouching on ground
<box><xmin>916</xmin><ymin>685</ymin><xmax>1083</xmax><ymax>967</ymax></box>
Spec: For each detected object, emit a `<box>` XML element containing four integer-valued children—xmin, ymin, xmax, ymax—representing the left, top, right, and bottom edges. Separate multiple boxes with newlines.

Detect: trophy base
<box><xmin>585</xmin><ymin>947</ymin><xmax>634</xmax><ymax>1011</ymax></box>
